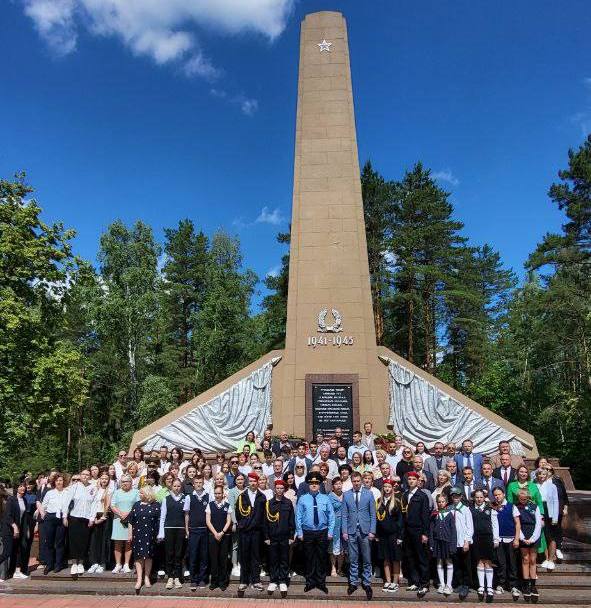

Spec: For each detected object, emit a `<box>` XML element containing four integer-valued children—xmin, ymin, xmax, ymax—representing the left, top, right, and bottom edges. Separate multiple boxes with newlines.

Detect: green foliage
<box><xmin>137</xmin><ymin>375</ymin><xmax>177</xmax><ymax>429</ymax></box>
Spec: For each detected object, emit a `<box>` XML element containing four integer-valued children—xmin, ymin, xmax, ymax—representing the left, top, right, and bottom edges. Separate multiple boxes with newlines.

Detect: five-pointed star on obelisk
<box><xmin>318</xmin><ymin>39</ymin><xmax>332</xmax><ymax>52</ymax></box>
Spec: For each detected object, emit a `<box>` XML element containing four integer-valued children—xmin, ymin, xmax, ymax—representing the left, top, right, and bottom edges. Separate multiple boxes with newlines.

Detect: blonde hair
<box><xmin>139</xmin><ymin>485</ymin><xmax>156</xmax><ymax>503</ymax></box>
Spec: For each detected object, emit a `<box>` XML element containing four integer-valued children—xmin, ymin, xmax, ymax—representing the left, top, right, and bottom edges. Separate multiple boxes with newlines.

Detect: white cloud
<box><xmin>266</xmin><ymin>264</ymin><xmax>281</xmax><ymax>278</ymax></box>
<box><xmin>256</xmin><ymin>206</ymin><xmax>285</xmax><ymax>225</ymax></box>
<box><xmin>23</xmin><ymin>0</ymin><xmax>294</xmax><ymax>77</ymax></box>
<box><xmin>432</xmin><ymin>169</ymin><xmax>460</xmax><ymax>186</ymax></box>
<box><xmin>571</xmin><ymin>77</ymin><xmax>591</xmax><ymax>136</ymax></box>
<box><xmin>240</xmin><ymin>98</ymin><xmax>259</xmax><ymax>116</ymax></box>
<box><xmin>23</xmin><ymin>0</ymin><xmax>77</xmax><ymax>56</ymax></box>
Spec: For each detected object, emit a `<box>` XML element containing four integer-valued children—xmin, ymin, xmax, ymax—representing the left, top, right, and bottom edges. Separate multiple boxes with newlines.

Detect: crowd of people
<box><xmin>0</xmin><ymin>423</ymin><xmax>569</xmax><ymax>603</ymax></box>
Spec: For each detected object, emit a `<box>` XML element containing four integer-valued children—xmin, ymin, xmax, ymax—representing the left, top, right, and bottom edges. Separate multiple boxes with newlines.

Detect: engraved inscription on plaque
<box><xmin>312</xmin><ymin>383</ymin><xmax>354</xmax><ymax>443</ymax></box>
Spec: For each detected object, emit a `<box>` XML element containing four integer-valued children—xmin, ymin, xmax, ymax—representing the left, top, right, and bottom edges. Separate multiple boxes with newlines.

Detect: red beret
<box><xmin>382</xmin><ymin>478</ymin><xmax>394</xmax><ymax>485</ymax></box>
<box><xmin>274</xmin><ymin>480</ymin><xmax>286</xmax><ymax>487</ymax></box>
<box><xmin>248</xmin><ymin>472</ymin><xmax>259</xmax><ymax>481</ymax></box>
<box><xmin>406</xmin><ymin>471</ymin><xmax>420</xmax><ymax>479</ymax></box>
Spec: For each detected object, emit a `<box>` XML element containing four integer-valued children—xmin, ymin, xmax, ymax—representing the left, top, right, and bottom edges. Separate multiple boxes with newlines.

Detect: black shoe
<box><xmin>304</xmin><ymin>584</ymin><xmax>314</xmax><ymax>592</ymax></box>
<box><xmin>43</xmin><ymin>566</ymin><xmax>52</xmax><ymax>576</ymax></box>
<box><xmin>459</xmin><ymin>586</ymin><xmax>469</xmax><ymax>601</ymax></box>
<box><xmin>318</xmin><ymin>585</ymin><xmax>329</xmax><ymax>594</ymax></box>
<box><xmin>209</xmin><ymin>584</ymin><xmax>217</xmax><ymax>590</ymax></box>
<box><xmin>530</xmin><ymin>583</ymin><xmax>539</xmax><ymax>604</ymax></box>
<box><xmin>486</xmin><ymin>590</ymin><xmax>494</xmax><ymax>603</ymax></box>
<box><xmin>347</xmin><ymin>584</ymin><xmax>358</xmax><ymax>595</ymax></box>
<box><xmin>417</xmin><ymin>586</ymin><xmax>428</xmax><ymax>598</ymax></box>
<box><xmin>220</xmin><ymin>584</ymin><xmax>228</xmax><ymax>591</ymax></box>
<box><xmin>363</xmin><ymin>584</ymin><xmax>373</xmax><ymax>600</ymax></box>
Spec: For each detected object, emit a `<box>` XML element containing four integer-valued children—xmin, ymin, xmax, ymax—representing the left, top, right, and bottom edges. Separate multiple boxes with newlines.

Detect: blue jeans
<box><xmin>348</xmin><ymin>530</ymin><xmax>372</xmax><ymax>586</ymax></box>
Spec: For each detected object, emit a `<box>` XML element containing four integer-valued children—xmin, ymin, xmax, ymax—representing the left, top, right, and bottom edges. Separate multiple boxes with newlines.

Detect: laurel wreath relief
<box><xmin>317</xmin><ymin>308</ymin><xmax>343</xmax><ymax>333</ymax></box>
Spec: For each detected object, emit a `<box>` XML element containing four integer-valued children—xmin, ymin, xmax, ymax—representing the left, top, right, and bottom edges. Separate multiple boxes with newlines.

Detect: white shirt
<box><xmin>90</xmin><ymin>487</ymin><xmax>112</xmax><ymax>519</ymax></box>
<box><xmin>537</xmin><ymin>479</ymin><xmax>559</xmax><ymax>523</ymax></box>
<box><xmin>386</xmin><ymin>453</ymin><xmax>401</xmax><ymax>471</ymax></box>
<box><xmin>451</xmin><ymin>502</ymin><xmax>474</xmax><ymax>546</ymax></box>
<box><xmin>262</xmin><ymin>463</ymin><xmax>274</xmax><ymax>477</ymax></box>
<box><xmin>341</xmin><ymin>478</ymin><xmax>353</xmax><ymax>492</ymax></box>
<box><xmin>347</xmin><ymin>443</ymin><xmax>367</xmax><ymax>460</ymax></box>
<box><xmin>113</xmin><ymin>460</ymin><xmax>126</xmax><ymax>481</ymax></box>
<box><xmin>66</xmin><ymin>482</ymin><xmax>95</xmax><ymax>520</ymax></box>
<box><xmin>319</xmin><ymin>458</ymin><xmax>338</xmax><ymax>480</ymax></box>
<box><xmin>158</xmin><ymin>459</ymin><xmax>171</xmax><ymax>476</ymax></box>
<box><xmin>247</xmin><ymin>489</ymin><xmax>258</xmax><ymax>505</ymax></box>
<box><xmin>41</xmin><ymin>489</ymin><xmax>70</xmax><ymax>518</ymax></box>
<box><xmin>159</xmin><ymin>493</ymin><xmax>185</xmax><ymax>539</ymax></box>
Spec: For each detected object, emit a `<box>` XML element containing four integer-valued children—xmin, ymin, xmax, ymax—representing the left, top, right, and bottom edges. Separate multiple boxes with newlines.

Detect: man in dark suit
<box><xmin>404</xmin><ymin>455</ymin><xmax>434</xmax><ymax>492</ymax></box>
<box><xmin>493</xmin><ymin>453</ymin><xmax>518</xmax><ymax>487</ymax></box>
<box><xmin>460</xmin><ymin>467</ymin><xmax>482</xmax><ymax>505</ymax></box>
<box><xmin>455</xmin><ymin>439</ymin><xmax>483</xmax><ymax>483</ymax></box>
<box><xmin>286</xmin><ymin>442</ymin><xmax>313</xmax><ymax>474</ymax></box>
<box><xmin>402</xmin><ymin>472</ymin><xmax>431</xmax><ymax>598</ymax></box>
<box><xmin>480</xmin><ymin>462</ymin><xmax>505</xmax><ymax>498</ymax></box>
<box><xmin>446</xmin><ymin>459</ymin><xmax>461</xmax><ymax>486</ymax></box>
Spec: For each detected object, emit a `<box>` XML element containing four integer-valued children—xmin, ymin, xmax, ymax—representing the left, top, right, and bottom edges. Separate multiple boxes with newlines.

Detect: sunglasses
<box><xmin>253</xmin><ymin>466</ymin><xmax>262</xmax><ymax>470</ymax></box>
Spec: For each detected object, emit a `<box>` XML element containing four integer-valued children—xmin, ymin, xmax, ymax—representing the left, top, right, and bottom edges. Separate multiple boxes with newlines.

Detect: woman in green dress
<box><xmin>110</xmin><ymin>475</ymin><xmax>140</xmax><ymax>573</ymax></box>
<box><xmin>506</xmin><ymin>465</ymin><xmax>546</xmax><ymax>554</ymax></box>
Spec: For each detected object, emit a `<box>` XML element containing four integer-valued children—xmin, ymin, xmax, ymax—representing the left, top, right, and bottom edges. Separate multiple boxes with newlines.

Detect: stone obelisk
<box><xmin>272</xmin><ymin>11</ymin><xmax>388</xmax><ymax>438</ymax></box>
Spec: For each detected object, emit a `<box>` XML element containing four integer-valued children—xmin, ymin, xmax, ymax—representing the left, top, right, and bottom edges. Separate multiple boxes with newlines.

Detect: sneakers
<box><xmin>279</xmin><ymin>582</ymin><xmax>288</xmax><ymax>596</ymax></box>
<box><xmin>546</xmin><ymin>560</ymin><xmax>555</xmax><ymax>570</ymax></box>
<box><xmin>122</xmin><ymin>564</ymin><xmax>131</xmax><ymax>574</ymax></box>
<box><xmin>417</xmin><ymin>586</ymin><xmax>428</xmax><ymax>598</ymax></box>
<box><xmin>252</xmin><ymin>582</ymin><xmax>264</xmax><ymax>591</ymax></box>
<box><xmin>530</xmin><ymin>582</ymin><xmax>539</xmax><ymax>604</ymax></box>
<box><xmin>496</xmin><ymin>585</ymin><xmax>505</xmax><ymax>594</ymax></box>
<box><xmin>174</xmin><ymin>578</ymin><xmax>182</xmax><ymax>588</ymax></box>
<box><xmin>70</xmin><ymin>564</ymin><xmax>78</xmax><ymax>576</ymax></box>
<box><xmin>166</xmin><ymin>578</ymin><xmax>174</xmax><ymax>589</ymax></box>
<box><xmin>231</xmin><ymin>565</ymin><xmax>241</xmax><ymax>577</ymax></box>
<box><xmin>267</xmin><ymin>582</ymin><xmax>277</xmax><ymax>593</ymax></box>
<box><xmin>88</xmin><ymin>564</ymin><xmax>98</xmax><ymax>573</ymax></box>
<box><xmin>478</xmin><ymin>586</ymin><xmax>485</xmax><ymax>601</ymax></box>
<box><xmin>406</xmin><ymin>584</ymin><xmax>418</xmax><ymax>591</ymax></box>
<box><xmin>486</xmin><ymin>589</ymin><xmax>494</xmax><ymax>603</ymax></box>
<box><xmin>237</xmin><ymin>583</ymin><xmax>247</xmax><ymax>597</ymax></box>
<box><xmin>437</xmin><ymin>584</ymin><xmax>446</xmax><ymax>594</ymax></box>
<box><xmin>260</xmin><ymin>570</ymin><xmax>267</xmax><ymax>577</ymax></box>
<box><xmin>511</xmin><ymin>587</ymin><xmax>520</xmax><ymax>600</ymax></box>
<box><xmin>184</xmin><ymin>570</ymin><xmax>190</xmax><ymax>577</ymax></box>
<box><xmin>390</xmin><ymin>583</ymin><xmax>400</xmax><ymax>593</ymax></box>
<box><xmin>556</xmin><ymin>549</ymin><xmax>564</xmax><ymax>560</ymax></box>
<box><xmin>444</xmin><ymin>585</ymin><xmax>453</xmax><ymax>595</ymax></box>
<box><xmin>96</xmin><ymin>565</ymin><xmax>104</xmax><ymax>573</ymax></box>
<box><xmin>540</xmin><ymin>560</ymin><xmax>551</xmax><ymax>569</ymax></box>
<box><xmin>157</xmin><ymin>570</ymin><xmax>165</xmax><ymax>577</ymax></box>
<box><xmin>12</xmin><ymin>570</ymin><xmax>28</xmax><ymax>580</ymax></box>
<box><xmin>77</xmin><ymin>564</ymin><xmax>84</xmax><ymax>574</ymax></box>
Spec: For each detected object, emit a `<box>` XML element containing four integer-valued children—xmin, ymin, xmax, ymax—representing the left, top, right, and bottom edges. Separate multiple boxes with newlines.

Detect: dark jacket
<box><xmin>402</xmin><ymin>489</ymin><xmax>431</xmax><ymax>536</ymax></box>
<box><xmin>235</xmin><ymin>489</ymin><xmax>266</xmax><ymax>531</ymax></box>
<box><xmin>263</xmin><ymin>497</ymin><xmax>295</xmax><ymax>541</ymax></box>
<box><xmin>1</xmin><ymin>495</ymin><xmax>21</xmax><ymax>536</ymax></box>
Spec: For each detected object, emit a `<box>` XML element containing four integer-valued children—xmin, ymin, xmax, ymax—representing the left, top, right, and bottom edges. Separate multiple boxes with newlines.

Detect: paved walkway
<box><xmin>0</xmin><ymin>595</ymin><xmax>584</xmax><ymax>608</ymax></box>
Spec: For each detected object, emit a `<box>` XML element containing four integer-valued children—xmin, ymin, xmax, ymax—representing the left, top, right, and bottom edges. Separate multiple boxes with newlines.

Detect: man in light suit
<box><xmin>455</xmin><ymin>439</ymin><xmax>483</xmax><ymax>483</ymax></box>
<box><xmin>480</xmin><ymin>462</ymin><xmax>505</xmax><ymax>498</ymax></box>
<box><xmin>424</xmin><ymin>442</ymin><xmax>450</xmax><ymax>480</ymax></box>
<box><xmin>341</xmin><ymin>471</ymin><xmax>376</xmax><ymax>600</ymax></box>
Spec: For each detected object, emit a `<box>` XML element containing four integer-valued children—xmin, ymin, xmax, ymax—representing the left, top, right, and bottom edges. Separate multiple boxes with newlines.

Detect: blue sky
<box><xmin>2</xmin><ymin>1</ymin><xmax>590</xmax><ymax>304</ymax></box>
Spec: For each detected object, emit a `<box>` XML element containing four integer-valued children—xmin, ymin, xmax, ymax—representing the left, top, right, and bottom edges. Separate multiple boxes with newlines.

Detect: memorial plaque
<box><xmin>305</xmin><ymin>373</ymin><xmax>359</xmax><ymax>444</ymax></box>
<box><xmin>312</xmin><ymin>383</ymin><xmax>353</xmax><ymax>442</ymax></box>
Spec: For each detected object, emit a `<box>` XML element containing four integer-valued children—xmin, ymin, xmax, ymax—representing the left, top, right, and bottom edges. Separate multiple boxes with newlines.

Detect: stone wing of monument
<box><xmin>132</xmin><ymin>354</ymin><xmax>282</xmax><ymax>453</ymax></box>
<box><xmin>379</xmin><ymin>348</ymin><xmax>535</xmax><ymax>455</ymax></box>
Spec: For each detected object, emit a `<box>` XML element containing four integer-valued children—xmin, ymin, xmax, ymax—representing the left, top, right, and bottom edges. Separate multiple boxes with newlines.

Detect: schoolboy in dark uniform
<box><xmin>263</xmin><ymin>479</ymin><xmax>295</xmax><ymax>596</ymax></box>
<box><xmin>236</xmin><ymin>471</ymin><xmax>266</xmax><ymax>595</ymax></box>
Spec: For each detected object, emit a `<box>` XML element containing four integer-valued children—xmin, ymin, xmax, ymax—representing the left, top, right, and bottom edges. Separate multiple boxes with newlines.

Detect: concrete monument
<box><xmin>131</xmin><ymin>12</ymin><xmax>537</xmax><ymax>457</ymax></box>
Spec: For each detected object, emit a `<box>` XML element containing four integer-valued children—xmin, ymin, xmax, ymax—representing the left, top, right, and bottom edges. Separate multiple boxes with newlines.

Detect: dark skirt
<box><xmin>68</xmin><ymin>517</ymin><xmax>91</xmax><ymax>560</ymax></box>
<box><xmin>431</xmin><ymin>538</ymin><xmax>455</xmax><ymax>560</ymax></box>
<box><xmin>519</xmin><ymin>538</ymin><xmax>541</xmax><ymax>550</ymax></box>
<box><xmin>378</xmin><ymin>533</ymin><xmax>402</xmax><ymax>562</ymax></box>
<box><xmin>472</xmin><ymin>533</ymin><xmax>495</xmax><ymax>561</ymax></box>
